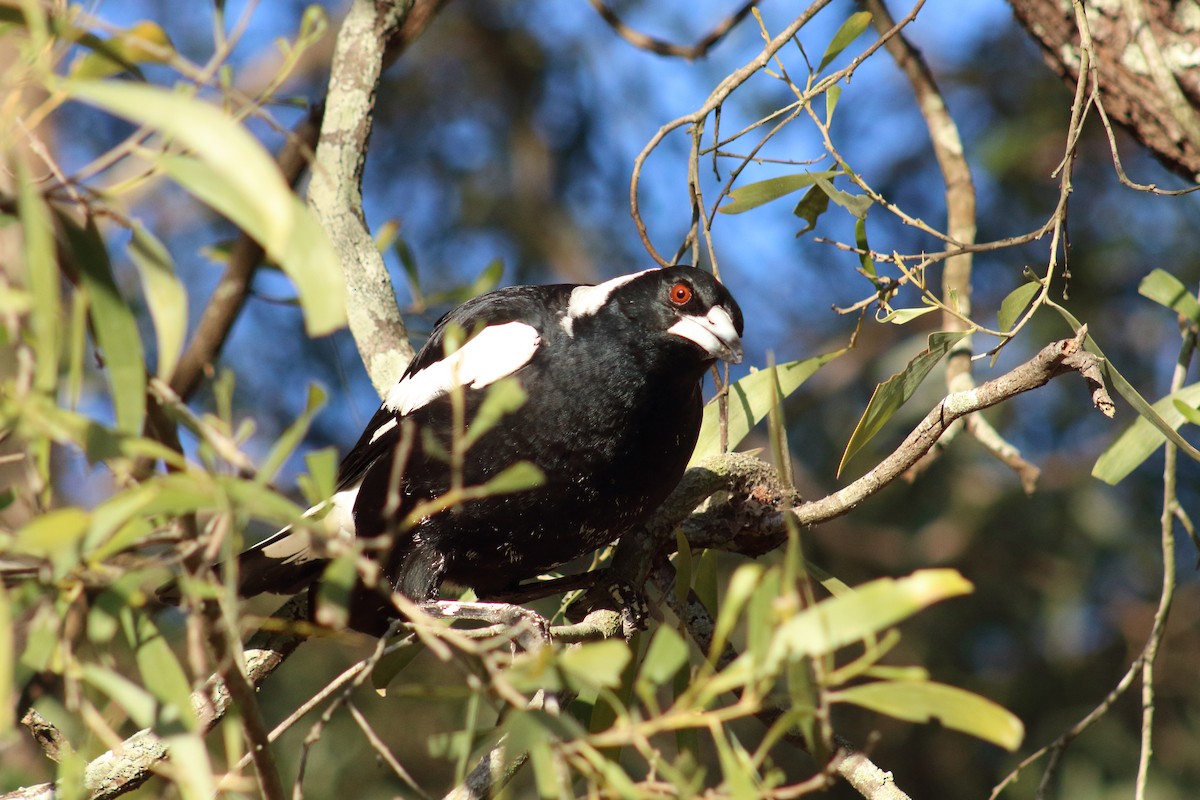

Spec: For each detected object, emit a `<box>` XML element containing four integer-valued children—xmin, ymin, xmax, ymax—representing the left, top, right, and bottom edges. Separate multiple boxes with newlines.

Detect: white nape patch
<box><xmin>368</xmin><ymin>416</ymin><xmax>398</xmax><ymax>445</ymax></box>
<box><xmin>565</xmin><ymin>270</ymin><xmax>656</xmax><ymax>324</ymax></box>
<box><xmin>384</xmin><ymin>321</ymin><xmax>540</xmax><ymax>415</ymax></box>
<box><xmin>668</xmin><ymin>305</ymin><xmax>744</xmax><ymax>363</ymax></box>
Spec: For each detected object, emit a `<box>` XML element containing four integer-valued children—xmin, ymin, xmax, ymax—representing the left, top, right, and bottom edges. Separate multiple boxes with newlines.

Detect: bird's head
<box><xmin>655</xmin><ymin>266</ymin><xmax>744</xmax><ymax>365</ymax></box>
<box><xmin>565</xmin><ymin>266</ymin><xmax>744</xmax><ymax>365</ymax></box>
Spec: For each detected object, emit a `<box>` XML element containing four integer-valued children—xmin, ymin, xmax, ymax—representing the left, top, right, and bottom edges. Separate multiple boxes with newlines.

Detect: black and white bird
<box><xmin>230</xmin><ymin>266</ymin><xmax>743</xmax><ymax>630</ymax></box>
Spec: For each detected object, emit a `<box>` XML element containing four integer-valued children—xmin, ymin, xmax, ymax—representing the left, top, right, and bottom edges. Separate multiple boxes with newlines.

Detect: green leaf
<box><xmin>82</xmin><ymin>664</ymin><xmax>157</xmax><ymax>728</ymax></box>
<box><xmin>691</xmin><ymin>349</ymin><xmax>847</xmax><ymax>466</ymax></box>
<box><xmin>878</xmin><ymin>305</ymin><xmax>938</xmax><ymax>325</ymax></box>
<box><xmin>64</xmin><ymin>80</ymin><xmax>346</xmax><ymax>337</ymax></box>
<box><xmin>1174</xmin><ymin>397</ymin><xmax>1200</xmax><ymax>426</ymax></box>
<box><xmin>165</xmin><ymin>732</ymin><xmax>217</xmax><ymax>800</ymax></box>
<box><xmin>709</xmin><ymin>563</ymin><xmax>762</xmax><ymax>663</ymax></box>
<box><xmin>767</xmin><ymin>569</ymin><xmax>972</xmax><ymax>669</ymax></box>
<box><xmin>17</xmin><ymin>159</ymin><xmax>59</xmax><ymax>394</ymax></box>
<box><xmin>818</xmin><ymin>11</ymin><xmax>872</xmax><ymax>73</ymax></box>
<box><xmin>14</xmin><ymin>507</ymin><xmax>90</xmax><ymax>575</ymax></box>
<box><xmin>719</xmin><ymin>172</ymin><xmax>839</xmax><ymax>215</ymax></box>
<box><xmin>463</xmin><ymin>377</ymin><xmax>527</xmax><ymax>450</ymax></box>
<box><xmin>854</xmin><ymin>215</ymin><xmax>876</xmax><ymax>277</ymax></box>
<box><xmin>1092</xmin><ymin>383</ymin><xmax>1200</xmax><ymax>484</ymax></box>
<box><xmin>1050</xmin><ymin>304</ymin><xmax>1200</xmax><ymax>477</ymax></box>
<box><xmin>69</xmin><ymin>20</ymin><xmax>173</xmax><ymax>80</ymax></box>
<box><xmin>839</xmin><ymin>331</ymin><xmax>968</xmax><ymax>475</ymax></box>
<box><xmin>825</xmin><ymin>85</ymin><xmax>841</xmax><ymax>126</ymax></box>
<box><xmin>1138</xmin><ymin>268</ymin><xmax>1200</xmax><ymax>324</ymax></box>
<box><xmin>834</xmin><ymin>679</ymin><xmax>1024</xmax><ymax>751</ymax></box>
<box><xmin>62</xmin><ymin>215</ymin><xmax>147</xmax><ymax>435</ymax></box>
<box><xmin>127</xmin><ymin>224</ymin><xmax>187</xmax><ymax>381</ymax></box>
<box><xmin>480</xmin><ymin>460</ymin><xmax>544</xmax><ymax>495</ymax></box>
<box><xmin>997</xmin><ymin>280</ymin><xmax>1041</xmax><ymax>333</ymax></box>
<box><xmin>134</xmin><ymin>616</ymin><xmax>196</xmax><ymax>730</ymax></box>
<box><xmin>0</xmin><ymin>583</ymin><xmax>11</xmax><ymax>734</ymax></box>
<box><xmin>315</xmin><ymin>552</ymin><xmax>357</xmax><ymax>630</ymax></box>
<box><xmin>637</xmin><ymin>625</ymin><xmax>690</xmax><ymax>690</ymax></box>
<box><xmin>560</xmin><ymin>639</ymin><xmax>632</xmax><ymax>691</ymax></box>
<box><xmin>257</xmin><ymin>384</ymin><xmax>326</xmax><ymax>485</ymax></box>
<box><xmin>793</xmin><ymin>184</ymin><xmax>831</xmax><ymax>236</ymax></box>
<box><xmin>812</xmin><ymin>173</ymin><xmax>872</xmax><ymax>220</ymax></box>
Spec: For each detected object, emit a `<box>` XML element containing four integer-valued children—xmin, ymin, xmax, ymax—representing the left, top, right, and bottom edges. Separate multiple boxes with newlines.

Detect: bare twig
<box><xmin>586</xmin><ymin>0</ymin><xmax>760</xmax><ymax>59</ymax></box>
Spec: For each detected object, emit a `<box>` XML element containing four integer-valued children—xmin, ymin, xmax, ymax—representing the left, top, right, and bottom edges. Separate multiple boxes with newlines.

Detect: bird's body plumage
<box><xmin>232</xmin><ymin>266</ymin><xmax>743</xmax><ymax>630</ymax></box>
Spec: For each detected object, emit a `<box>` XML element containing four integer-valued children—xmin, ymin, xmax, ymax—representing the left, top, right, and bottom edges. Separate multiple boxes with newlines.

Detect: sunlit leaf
<box><xmin>691</xmin><ymin>348</ymin><xmax>847</xmax><ymax>466</ymax></box>
<box><xmin>709</xmin><ymin>563</ymin><xmax>762</xmax><ymax>663</ymax></box>
<box><xmin>258</xmin><ymin>384</ymin><xmax>326</xmax><ymax>485</ymax></box>
<box><xmin>0</xmin><ymin>583</ymin><xmax>11</xmax><ymax>733</ymax></box>
<box><xmin>1092</xmin><ymin>383</ymin><xmax>1200</xmax><ymax>484</ymax></box>
<box><xmin>825</xmin><ymin>85</ymin><xmax>841</xmax><ymax>125</ymax></box>
<box><xmin>64</xmin><ymin>80</ymin><xmax>346</xmax><ymax>337</ymax></box>
<box><xmin>14</xmin><ymin>507</ymin><xmax>90</xmax><ymax>575</ymax></box>
<box><xmin>61</xmin><ymin>216</ymin><xmax>147</xmax><ymax>435</ymax></box>
<box><xmin>560</xmin><ymin>639</ymin><xmax>631</xmax><ymax>691</ymax></box>
<box><xmin>839</xmin><ymin>331</ymin><xmax>968</xmax><ymax>475</ymax></box>
<box><xmin>818</xmin><ymin>11</ymin><xmax>872</xmax><ymax>73</ymax></box>
<box><xmin>1174</xmin><ymin>397</ymin><xmax>1200</xmax><ymax>426</ymax></box>
<box><xmin>82</xmin><ymin>665</ymin><xmax>157</xmax><ymax>728</ymax></box>
<box><xmin>767</xmin><ymin>569</ymin><xmax>972</xmax><ymax>669</ymax></box>
<box><xmin>69</xmin><ymin>20</ymin><xmax>174</xmax><ymax>80</ymax></box>
<box><xmin>480</xmin><ymin>461</ymin><xmax>544</xmax><ymax>494</ymax></box>
<box><xmin>17</xmin><ymin>160</ymin><xmax>59</xmax><ymax>394</ymax></box>
<box><xmin>315</xmin><ymin>552</ymin><xmax>357</xmax><ymax>630</ymax></box>
<box><xmin>997</xmin><ymin>280</ymin><xmax>1041</xmax><ymax>333</ymax></box>
<box><xmin>637</xmin><ymin>625</ymin><xmax>690</xmax><ymax>690</ymax></box>
<box><xmin>1051</xmin><ymin>304</ymin><xmax>1200</xmax><ymax>475</ymax></box>
<box><xmin>1138</xmin><ymin>268</ymin><xmax>1200</xmax><ymax>325</ymax></box>
<box><xmin>719</xmin><ymin>172</ymin><xmax>838</xmax><ymax>215</ymax></box>
<box><xmin>463</xmin><ymin>377</ymin><xmax>527</xmax><ymax>450</ymax></box>
<box><xmin>128</xmin><ymin>224</ymin><xmax>187</xmax><ymax>381</ymax></box>
<box><xmin>133</xmin><ymin>616</ymin><xmax>195</xmax><ymax>730</ymax></box>
<box><xmin>879</xmin><ymin>305</ymin><xmax>938</xmax><ymax>325</ymax></box>
<box><xmin>834</xmin><ymin>679</ymin><xmax>1024</xmax><ymax>751</ymax></box>
<box><xmin>165</xmin><ymin>732</ymin><xmax>217</xmax><ymax>800</ymax></box>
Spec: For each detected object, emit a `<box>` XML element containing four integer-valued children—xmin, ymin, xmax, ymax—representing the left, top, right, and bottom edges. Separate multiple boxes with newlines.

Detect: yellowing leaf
<box><xmin>767</xmin><ymin>569</ymin><xmax>972</xmax><ymax>669</ymax></box>
<box><xmin>64</xmin><ymin>80</ymin><xmax>346</xmax><ymax>337</ymax></box>
<box><xmin>128</xmin><ymin>224</ymin><xmax>187</xmax><ymax>381</ymax></box>
<box><xmin>834</xmin><ymin>679</ymin><xmax>1024</xmax><ymax>751</ymax></box>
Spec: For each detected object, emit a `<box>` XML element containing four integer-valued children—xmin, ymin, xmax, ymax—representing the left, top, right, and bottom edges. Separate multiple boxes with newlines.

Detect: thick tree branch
<box><xmin>308</xmin><ymin>0</ymin><xmax>416</xmax><ymax>394</ymax></box>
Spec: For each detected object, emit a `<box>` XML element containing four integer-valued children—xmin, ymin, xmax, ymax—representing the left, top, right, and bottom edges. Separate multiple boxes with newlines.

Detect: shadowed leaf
<box><xmin>839</xmin><ymin>331</ymin><xmax>968</xmax><ymax>475</ymax></box>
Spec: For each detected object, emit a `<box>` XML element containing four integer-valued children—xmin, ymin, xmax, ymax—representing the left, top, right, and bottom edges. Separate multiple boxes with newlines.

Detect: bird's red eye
<box><xmin>669</xmin><ymin>282</ymin><xmax>692</xmax><ymax>305</ymax></box>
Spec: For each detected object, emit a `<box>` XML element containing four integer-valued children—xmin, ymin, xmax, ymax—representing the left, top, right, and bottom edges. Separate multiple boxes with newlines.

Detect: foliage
<box><xmin>2</xmin><ymin>2</ymin><xmax>1199</xmax><ymax>800</ymax></box>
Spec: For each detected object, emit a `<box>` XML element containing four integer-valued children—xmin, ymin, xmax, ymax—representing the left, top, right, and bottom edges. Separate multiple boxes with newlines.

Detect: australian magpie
<box><xmin>219</xmin><ymin>266</ymin><xmax>743</xmax><ymax>630</ymax></box>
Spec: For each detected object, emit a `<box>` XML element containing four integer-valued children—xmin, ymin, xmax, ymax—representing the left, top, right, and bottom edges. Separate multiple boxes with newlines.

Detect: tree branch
<box><xmin>308</xmin><ymin>0</ymin><xmax>416</xmax><ymax>394</ymax></box>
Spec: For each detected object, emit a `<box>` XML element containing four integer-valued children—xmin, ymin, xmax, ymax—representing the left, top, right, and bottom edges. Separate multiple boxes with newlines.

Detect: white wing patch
<box><xmin>384</xmin><ymin>321</ymin><xmax>541</xmax><ymax>415</ymax></box>
<box><xmin>564</xmin><ymin>269</ymin><xmax>656</xmax><ymax>327</ymax></box>
<box><xmin>256</xmin><ymin>483</ymin><xmax>361</xmax><ymax>565</ymax></box>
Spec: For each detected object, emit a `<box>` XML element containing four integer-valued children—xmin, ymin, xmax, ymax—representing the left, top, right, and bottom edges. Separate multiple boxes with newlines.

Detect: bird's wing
<box><xmin>334</xmin><ymin>284</ymin><xmax>572</xmax><ymax>492</ymax></box>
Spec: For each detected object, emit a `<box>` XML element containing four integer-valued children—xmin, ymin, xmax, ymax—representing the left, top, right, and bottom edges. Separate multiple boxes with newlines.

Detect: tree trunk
<box><xmin>1008</xmin><ymin>0</ymin><xmax>1200</xmax><ymax>182</ymax></box>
